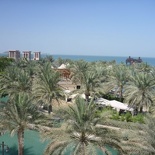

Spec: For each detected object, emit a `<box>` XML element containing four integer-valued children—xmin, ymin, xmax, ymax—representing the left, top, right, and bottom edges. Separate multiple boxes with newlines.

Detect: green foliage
<box><xmin>102</xmin><ymin>93</ymin><xmax>124</xmax><ymax>102</ymax></box>
<box><xmin>112</xmin><ymin>113</ymin><xmax>120</xmax><ymax>120</ymax></box>
<box><xmin>125</xmin><ymin>112</ymin><xmax>132</xmax><ymax>122</ymax></box>
<box><xmin>98</xmin><ymin>107</ymin><xmax>144</xmax><ymax>123</ymax></box>
<box><xmin>132</xmin><ymin>113</ymin><xmax>145</xmax><ymax>123</ymax></box>
<box><xmin>0</xmin><ymin>57</ymin><xmax>14</xmax><ymax>72</ymax></box>
<box><xmin>124</xmin><ymin>71</ymin><xmax>155</xmax><ymax>113</ymax></box>
<box><xmin>111</xmin><ymin>111</ymin><xmax>144</xmax><ymax>123</ymax></box>
<box><xmin>32</xmin><ymin>62</ymin><xmax>64</xmax><ymax>104</ymax></box>
<box><xmin>45</xmin><ymin>55</ymin><xmax>55</xmax><ymax>63</ymax></box>
<box><xmin>0</xmin><ymin>93</ymin><xmax>46</xmax><ymax>155</ymax></box>
<box><xmin>43</xmin><ymin>98</ymin><xmax>124</xmax><ymax>155</ymax></box>
<box><xmin>0</xmin><ymin>65</ymin><xmax>33</xmax><ymax>97</ymax></box>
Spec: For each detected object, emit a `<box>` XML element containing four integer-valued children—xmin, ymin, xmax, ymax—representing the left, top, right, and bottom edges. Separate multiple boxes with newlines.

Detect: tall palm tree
<box><xmin>32</xmin><ymin>62</ymin><xmax>64</xmax><ymax>113</ymax></box>
<box><xmin>69</xmin><ymin>60</ymin><xmax>90</xmax><ymax>85</ymax></box>
<box><xmin>69</xmin><ymin>60</ymin><xmax>103</xmax><ymax>100</ymax></box>
<box><xmin>0</xmin><ymin>66</ymin><xmax>32</xmax><ymax>98</ymax></box>
<box><xmin>81</xmin><ymin>71</ymin><xmax>102</xmax><ymax>100</ymax></box>
<box><xmin>0</xmin><ymin>57</ymin><xmax>14</xmax><ymax>72</ymax></box>
<box><xmin>0</xmin><ymin>93</ymin><xmax>43</xmax><ymax>155</ymax></box>
<box><xmin>0</xmin><ymin>66</ymin><xmax>17</xmax><ymax>96</ymax></box>
<box><xmin>103</xmin><ymin>64</ymin><xmax>129</xmax><ymax>101</ymax></box>
<box><xmin>124</xmin><ymin>71</ymin><xmax>155</xmax><ymax>112</ymax></box>
<box><xmin>42</xmin><ymin>97</ymin><xmax>124</xmax><ymax>155</ymax></box>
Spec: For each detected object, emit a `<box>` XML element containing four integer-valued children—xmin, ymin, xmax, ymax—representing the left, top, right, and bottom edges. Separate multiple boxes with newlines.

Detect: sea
<box><xmin>1</xmin><ymin>53</ymin><xmax>155</xmax><ymax>66</ymax></box>
<box><xmin>52</xmin><ymin>54</ymin><xmax>155</xmax><ymax>66</ymax></box>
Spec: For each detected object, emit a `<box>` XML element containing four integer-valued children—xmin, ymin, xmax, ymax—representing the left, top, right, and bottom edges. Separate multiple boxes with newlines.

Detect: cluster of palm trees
<box><xmin>0</xmin><ymin>57</ymin><xmax>155</xmax><ymax>155</ymax></box>
<box><xmin>69</xmin><ymin>60</ymin><xmax>155</xmax><ymax>113</ymax></box>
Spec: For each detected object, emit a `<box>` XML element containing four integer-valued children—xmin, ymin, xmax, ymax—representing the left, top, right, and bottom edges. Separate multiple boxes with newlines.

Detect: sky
<box><xmin>0</xmin><ymin>0</ymin><xmax>155</xmax><ymax>57</ymax></box>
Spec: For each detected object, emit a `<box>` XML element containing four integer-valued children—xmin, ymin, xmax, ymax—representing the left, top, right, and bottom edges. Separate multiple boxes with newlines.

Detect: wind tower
<box><xmin>33</xmin><ymin>52</ymin><xmax>41</xmax><ymax>60</ymax></box>
<box><xmin>8</xmin><ymin>50</ymin><xmax>20</xmax><ymax>60</ymax></box>
<box><xmin>23</xmin><ymin>51</ymin><xmax>31</xmax><ymax>60</ymax></box>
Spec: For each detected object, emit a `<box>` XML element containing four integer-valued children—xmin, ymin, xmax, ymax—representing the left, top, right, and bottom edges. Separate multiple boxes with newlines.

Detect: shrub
<box><xmin>125</xmin><ymin>112</ymin><xmax>132</xmax><ymax>122</ymax></box>
<box><xmin>111</xmin><ymin>113</ymin><xmax>120</xmax><ymax>120</ymax></box>
<box><xmin>132</xmin><ymin>113</ymin><xmax>144</xmax><ymax>123</ymax></box>
<box><xmin>96</xmin><ymin>106</ymin><xmax>144</xmax><ymax>124</ymax></box>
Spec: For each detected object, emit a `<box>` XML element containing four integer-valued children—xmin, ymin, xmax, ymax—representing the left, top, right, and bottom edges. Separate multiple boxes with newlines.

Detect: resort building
<box><xmin>8</xmin><ymin>50</ymin><xmax>20</xmax><ymax>60</ymax></box>
<box><xmin>23</xmin><ymin>51</ymin><xmax>31</xmax><ymax>60</ymax></box>
<box><xmin>33</xmin><ymin>52</ymin><xmax>41</xmax><ymax>60</ymax></box>
<box><xmin>55</xmin><ymin>64</ymin><xmax>71</xmax><ymax>80</ymax></box>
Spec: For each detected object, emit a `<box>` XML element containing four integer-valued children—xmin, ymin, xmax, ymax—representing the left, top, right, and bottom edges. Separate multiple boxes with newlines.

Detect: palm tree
<box><xmin>117</xmin><ymin>113</ymin><xmax>155</xmax><ymax>155</ymax></box>
<box><xmin>0</xmin><ymin>66</ymin><xmax>32</xmax><ymax>98</ymax></box>
<box><xmin>32</xmin><ymin>62</ymin><xmax>64</xmax><ymax>113</ymax></box>
<box><xmin>69</xmin><ymin>60</ymin><xmax>103</xmax><ymax>101</ymax></box>
<box><xmin>0</xmin><ymin>93</ymin><xmax>43</xmax><ymax>155</ymax></box>
<box><xmin>103</xmin><ymin>64</ymin><xmax>129</xmax><ymax>101</ymax></box>
<box><xmin>138</xmin><ymin>114</ymin><xmax>155</xmax><ymax>154</ymax></box>
<box><xmin>0</xmin><ymin>57</ymin><xmax>14</xmax><ymax>72</ymax></box>
<box><xmin>134</xmin><ymin>62</ymin><xmax>152</xmax><ymax>73</ymax></box>
<box><xmin>124</xmin><ymin>71</ymin><xmax>155</xmax><ymax>112</ymax></box>
<box><xmin>45</xmin><ymin>55</ymin><xmax>55</xmax><ymax>63</ymax></box>
<box><xmin>42</xmin><ymin>97</ymin><xmax>124</xmax><ymax>155</ymax></box>
<box><xmin>69</xmin><ymin>60</ymin><xmax>90</xmax><ymax>85</ymax></box>
<box><xmin>0</xmin><ymin>66</ymin><xmax>17</xmax><ymax>96</ymax></box>
<box><xmin>82</xmin><ymin>71</ymin><xmax>102</xmax><ymax>100</ymax></box>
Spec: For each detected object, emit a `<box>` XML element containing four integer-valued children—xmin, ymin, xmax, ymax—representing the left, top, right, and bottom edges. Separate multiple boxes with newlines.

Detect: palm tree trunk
<box><xmin>85</xmin><ymin>91</ymin><xmax>90</xmax><ymax>102</ymax></box>
<box><xmin>82</xmin><ymin>143</ymin><xmax>86</xmax><ymax>155</ymax></box>
<box><xmin>119</xmin><ymin>85</ymin><xmax>123</xmax><ymax>102</ymax></box>
<box><xmin>140</xmin><ymin>95</ymin><xmax>144</xmax><ymax>113</ymax></box>
<box><xmin>85</xmin><ymin>94</ymin><xmax>89</xmax><ymax>102</ymax></box>
<box><xmin>48</xmin><ymin>104</ymin><xmax>52</xmax><ymax>114</ymax></box>
<box><xmin>140</xmin><ymin>106</ymin><xmax>143</xmax><ymax>113</ymax></box>
<box><xmin>18</xmin><ymin>129</ymin><xmax>24</xmax><ymax>155</ymax></box>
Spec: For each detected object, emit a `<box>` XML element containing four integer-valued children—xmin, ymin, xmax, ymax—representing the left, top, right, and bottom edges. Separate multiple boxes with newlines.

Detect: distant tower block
<box><xmin>23</xmin><ymin>51</ymin><xmax>31</xmax><ymax>60</ymax></box>
<box><xmin>34</xmin><ymin>52</ymin><xmax>41</xmax><ymax>60</ymax></box>
<box><xmin>8</xmin><ymin>50</ymin><xmax>20</xmax><ymax>60</ymax></box>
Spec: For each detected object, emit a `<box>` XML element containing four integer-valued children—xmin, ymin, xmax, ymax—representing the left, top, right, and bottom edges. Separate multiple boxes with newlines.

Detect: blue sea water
<box><xmin>51</xmin><ymin>54</ymin><xmax>155</xmax><ymax>66</ymax></box>
<box><xmin>1</xmin><ymin>52</ymin><xmax>155</xmax><ymax>66</ymax></box>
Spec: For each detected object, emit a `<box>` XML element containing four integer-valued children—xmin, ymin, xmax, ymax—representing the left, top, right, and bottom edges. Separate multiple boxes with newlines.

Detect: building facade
<box><xmin>8</xmin><ymin>50</ymin><xmax>41</xmax><ymax>60</ymax></box>
<box><xmin>23</xmin><ymin>51</ymin><xmax>31</xmax><ymax>60</ymax></box>
<box><xmin>33</xmin><ymin>52</ymin><xmax>41</xmax><ymax>60</ymax></box>
<box><xmin>8</xmin><ymin>50</ymin><xmax>20</xmax><ymax>60</ymax></box>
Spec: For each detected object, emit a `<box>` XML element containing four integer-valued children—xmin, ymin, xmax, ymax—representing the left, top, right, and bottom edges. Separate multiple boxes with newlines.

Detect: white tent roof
<box><xmin>95</xmin><ymin>98</ymin><xmax>111</xmax><ymax>106</ymax></box>
<box><xmin>95</xmin><ymin>98</ymin><xmax>133</xmax><ymax>112</ymax></box>
<box><xmin>58</xmin><ymin>64</ymin><xmax>66</xmax><ymax>69</ymax></box>
<box><xmin>109</xmin><ymin>100</ymin><xmax>133</xmax><ymax>112</ymax></box>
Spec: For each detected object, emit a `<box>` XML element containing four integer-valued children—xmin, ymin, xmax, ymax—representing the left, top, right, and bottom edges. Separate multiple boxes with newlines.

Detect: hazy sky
<box><xmin>0</xmin><ymin>0</ymin><xmax>155</xmax><ymax>57</ymax></box>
